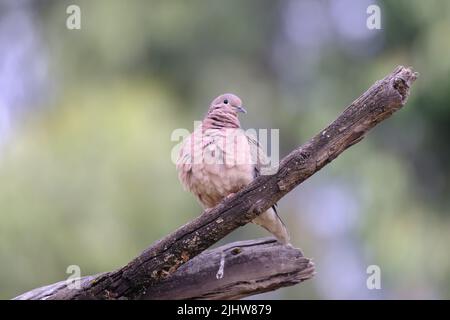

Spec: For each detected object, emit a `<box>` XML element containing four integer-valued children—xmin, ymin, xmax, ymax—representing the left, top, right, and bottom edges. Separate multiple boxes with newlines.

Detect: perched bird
<box><xmin>176</xmin><ymin>93</ymin><xmax>290</xmax><ymax>244</ymax></box>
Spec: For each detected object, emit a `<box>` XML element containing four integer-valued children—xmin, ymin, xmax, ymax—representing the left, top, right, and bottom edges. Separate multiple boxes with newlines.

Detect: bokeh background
<box><xmin>1</xmin><ymin>0</ymin><xmax>449</xmax><ymax>299</ymax></box>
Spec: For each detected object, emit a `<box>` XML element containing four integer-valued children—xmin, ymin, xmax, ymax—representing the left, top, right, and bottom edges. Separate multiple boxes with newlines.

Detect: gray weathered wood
<box><xmin>14</xmin><ymin>238</ymin><xmax>314</xmax><ymax>300</ymax></box>
<box><xmin>142</xmin><ymin>238</ymin><xmax>314</xmax><ymax>300</ymax></box>
<box><xmin>14</xmin><ymin>66</ymin><xmax>418</xmax><ymax>300</ymax></box>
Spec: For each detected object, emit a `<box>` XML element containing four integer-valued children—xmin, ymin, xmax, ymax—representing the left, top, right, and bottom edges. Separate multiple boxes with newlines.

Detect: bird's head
<box><xmin>210</xmin><ymin>93</ymin><xmax>246</xmax><ymax>115</ymax></box>
<box><xmin>204</xmin><ymin>93</ymin><xmax>246</xmax><ymax>129</ymax></box>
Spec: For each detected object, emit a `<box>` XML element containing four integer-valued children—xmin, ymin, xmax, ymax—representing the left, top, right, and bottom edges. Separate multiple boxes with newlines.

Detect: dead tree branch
<box><xmin>15</xmin><ymin>238</ymin><xmax>314</xmax><ymax>300</ymax></box>
<box><xmin>14</xmin><ymin>66</ymin><xmax>418</xmax><ymax>300</ymax></box>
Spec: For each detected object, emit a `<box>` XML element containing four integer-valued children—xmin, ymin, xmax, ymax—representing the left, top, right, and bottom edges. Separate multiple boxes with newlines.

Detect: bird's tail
<box><xmin>252</xmin><ymin>206</ymin><xmax>290</xmax><ymax>245</ymax></box>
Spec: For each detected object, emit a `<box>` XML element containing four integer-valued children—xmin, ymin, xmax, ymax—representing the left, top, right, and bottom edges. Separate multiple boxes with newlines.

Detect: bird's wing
<box><xmin>246</xmin><ymin>134</ymin><xmax>271</xmax><ymax>178</ymax></box>
<box><xmin>246</xmin><ymin>134</ymin><xmax>285</xmax><ymax>225</ymax></box>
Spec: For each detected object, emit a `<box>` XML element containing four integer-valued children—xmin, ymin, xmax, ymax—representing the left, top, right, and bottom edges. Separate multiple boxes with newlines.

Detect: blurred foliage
<box><xmin>0</xmin><ymin>0</ymin><xmax>450</xmax><ymax>299</ymax></box>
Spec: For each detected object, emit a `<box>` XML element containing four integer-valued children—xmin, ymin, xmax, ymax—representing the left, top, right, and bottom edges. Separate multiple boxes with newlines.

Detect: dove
<box><xmin>176</xmin><ymin>93</ymin><xmax>290</xmax><ymax>244</ymax></box>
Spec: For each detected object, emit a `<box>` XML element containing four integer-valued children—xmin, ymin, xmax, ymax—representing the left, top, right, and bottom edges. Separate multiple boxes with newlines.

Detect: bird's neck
<box><xmin>203</xmin><ymin>110</ymin><xmax>240</xmax><ymax>129</ymax></box>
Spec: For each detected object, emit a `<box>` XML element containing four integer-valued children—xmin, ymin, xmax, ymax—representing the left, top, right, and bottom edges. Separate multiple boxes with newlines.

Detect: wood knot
<box><xmin>249</xmin><ymin>201</ymin><xmax>265</xmax><ymax>216</ymax></box>
<box><xmin>231</xmin><ymin>247</ymin><xmax>242</xmax><ymax>255</ymax></box>
<box><xmin>393</xmin><ymin>77</ymin><xmax>409</xmax><ymax>101</ymax></box>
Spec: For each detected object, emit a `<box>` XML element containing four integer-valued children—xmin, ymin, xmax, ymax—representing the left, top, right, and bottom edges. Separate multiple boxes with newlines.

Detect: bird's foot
<box><xmin>203</xmin><ymin>207</ymin><xmax>214</xmax><ymax>215</ymax></box>
<box><xmin>225</xmin><ymin>192</ymin><xmax>236</xmax><ymax>200</ymax></box>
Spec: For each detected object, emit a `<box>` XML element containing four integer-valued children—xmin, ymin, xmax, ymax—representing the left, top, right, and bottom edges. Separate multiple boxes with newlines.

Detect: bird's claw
<box><xmin>225</xmin><ymin>192</ymin><xmax>236</xmax><ymax>200</ymax></box>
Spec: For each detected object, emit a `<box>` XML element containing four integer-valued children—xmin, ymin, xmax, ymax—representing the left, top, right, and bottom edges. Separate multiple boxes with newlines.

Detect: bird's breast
<box><xmin>177</xmin><ymin>128</ymin><xmax>255</xmax><ymax>208</ymax></box>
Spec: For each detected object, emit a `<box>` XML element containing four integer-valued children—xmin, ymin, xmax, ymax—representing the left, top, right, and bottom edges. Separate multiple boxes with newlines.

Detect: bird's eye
<box><xmin>223</xmin><ymin>99</ymin><xmax>229</xmax><ymax>104</ymax></box>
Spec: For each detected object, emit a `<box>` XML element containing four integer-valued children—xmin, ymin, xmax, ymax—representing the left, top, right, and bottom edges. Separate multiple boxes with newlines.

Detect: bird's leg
<box><xmin>203</xmin><ymin>207</ymin><xmax>214</xmax><ymax>215</ymax></box>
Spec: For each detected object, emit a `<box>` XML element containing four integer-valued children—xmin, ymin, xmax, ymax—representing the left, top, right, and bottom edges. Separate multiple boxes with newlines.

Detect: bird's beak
<box><xmin>235</xmin><ymin>105</ymin><xmax>247</xmax><ymax>114</ymax></box>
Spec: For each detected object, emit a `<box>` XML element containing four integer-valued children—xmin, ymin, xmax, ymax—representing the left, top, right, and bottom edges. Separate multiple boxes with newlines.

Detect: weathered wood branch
<box><xmin>15</xmin><ymin>238</ymin><xmax>314</xmax><ymax>300</ymax></box>
<box><xmin>142</xmin><ymin>238</ymin><xmax>314</xmax><ymax>300</ymax></box>
<box><xmin>15</xmin><ymin>66</ymin><xmax>417</xmax><ymax>300</ymax></box>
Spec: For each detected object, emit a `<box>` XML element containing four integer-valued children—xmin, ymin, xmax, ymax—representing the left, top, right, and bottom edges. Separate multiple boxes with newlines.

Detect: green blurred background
<box><xmin>0</xmin><ymin>0</ymin><xmax>449</xmax><ymax>299</ymax></box>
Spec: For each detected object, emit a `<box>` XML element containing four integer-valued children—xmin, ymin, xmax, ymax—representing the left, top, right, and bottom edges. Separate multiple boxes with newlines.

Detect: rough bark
<box><xmin>14</xmin><ymin>66</ymin><xmax>417</xmax><ymax>300</ymax></box>
<box><xmin>15</xmin><ymin>238</ymin><xmax>314</xmax><ymax>300</ymax></box>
